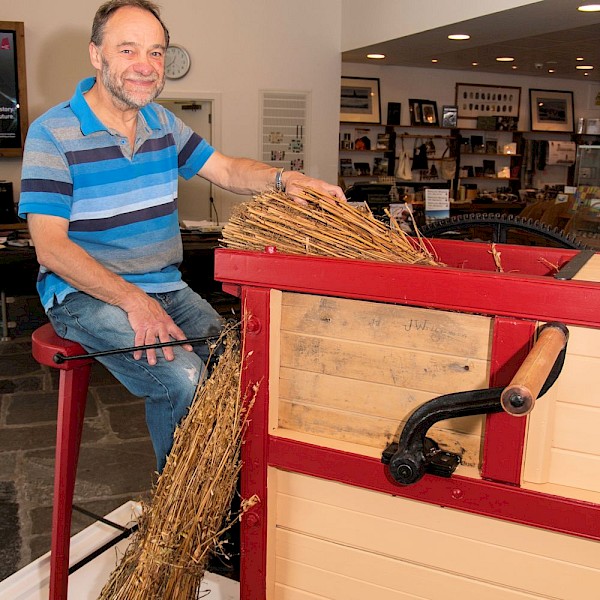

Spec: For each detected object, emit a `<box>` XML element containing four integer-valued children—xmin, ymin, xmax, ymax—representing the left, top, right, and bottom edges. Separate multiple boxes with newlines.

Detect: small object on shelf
<box><xmin>353</xmin><ymin>162</ymin><xmax>371</xmax><ymax>176</ymax></box>
<box><xmin>376</xmin><ymin>133</ymin><xmax>391</xmax><ymax>151</ymax></box>
<box><xmin>339</xmin><ymin>158</ymin><xmax>353</xmax><ymax>177</ymax></box>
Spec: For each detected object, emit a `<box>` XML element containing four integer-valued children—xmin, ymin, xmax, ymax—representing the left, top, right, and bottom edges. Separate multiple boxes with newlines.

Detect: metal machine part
<box><xmin>382</xmin><ymin>322</ymin><xmax>569</xmax><ymax>486</ymax></box>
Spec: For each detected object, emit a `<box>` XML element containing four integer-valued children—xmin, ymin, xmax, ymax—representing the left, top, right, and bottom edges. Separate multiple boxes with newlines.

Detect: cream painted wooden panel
<box><xmin>273</xmin><ymin>292</ymin><xmax>492</xmax><ymax>468</ymax></box>
<box><xmin>267</xmin><ymin>469</ymin><xmax>600</xmax><ymax>600</ymax></box>
<box><xmin>523</xmin><ymin>325</ymin><xmax>600</xmax><ymax>497</ymax></box>
<box><xmin>572</xmin><ymin>254</ymin><xmax>600</xmax><ymax>283</ymax></box>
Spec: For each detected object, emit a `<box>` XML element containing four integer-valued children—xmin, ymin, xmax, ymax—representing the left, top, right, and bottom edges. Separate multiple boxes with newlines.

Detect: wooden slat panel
<box><xmin>280</xmin><ymin>332</ymin><xmax>489</xmax><ymax>394</ymax></box>
<box><xmin>572</xmin><ymin>254</ymin><xmax>600</xmax><ymax>283</ymax></box>
<box><xmin>280</xmin><ymin>293</ymin><xmax>493</xmax><ymax>359</ymax></box>
<box><xmin>553</xmin><ymin>402</ymin><xmax>600</xmax><ymax>455</ymax></box>
<box><xmin>523</xmin><ymin>324</ymin><xmax>600</xmax><ymax>494</ymax></box>
<box><xmin>272</xmin><ymin>470</ymin><xmax>599</xmax><ymax>569</ymax></box>
<box><xmin>272</xmin><ymin>584</ymin><xmax>330</xmax><ymax>600</ymax></box>
<box><xmin>279</xmin><ymin>369</ymin><xmax>483</xmax><ymax>432</ymax></box>
<box><xmin>275</xmin><ymin>530</ymin><xmax>546</xmax><ymax>600</ymax></box>
<box><xmin>274</xmin><ymin>293</ymin><xmax>492</xmax><ymax>467</ymax></box>
<box><xmin>278</xmin><ymin>400</ymin><xmax>484</xmax><ymax>466</ymax></box>
<box><xmin>548</xmin><ymin>448</ymin><xmax>600</xmax><ymax>492</ymax></box>
<box><xmin>270</xmin><ymin>470</ymin><xmax>600</xmax><ymax>600</ymax></box>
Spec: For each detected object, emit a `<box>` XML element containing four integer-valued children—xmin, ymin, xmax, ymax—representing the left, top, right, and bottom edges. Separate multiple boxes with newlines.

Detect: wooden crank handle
<box><xmin>500</xmin><ymin>323</ymin><xmax>568</xmax><ymax>416</ymax></box>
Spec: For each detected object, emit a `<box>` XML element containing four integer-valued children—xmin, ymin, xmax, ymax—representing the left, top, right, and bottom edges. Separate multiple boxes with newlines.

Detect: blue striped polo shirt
<box><xmin>19</xmin><ymin>77</ymin><xmax>215</xmax><ymax>311</ymax></box>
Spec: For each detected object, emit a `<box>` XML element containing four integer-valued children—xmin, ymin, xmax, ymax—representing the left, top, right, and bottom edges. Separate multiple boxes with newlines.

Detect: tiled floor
<box><xmin>0</xmin><ymin>296</ymin><xmax>158</xmax><ymax>582</ymax></box>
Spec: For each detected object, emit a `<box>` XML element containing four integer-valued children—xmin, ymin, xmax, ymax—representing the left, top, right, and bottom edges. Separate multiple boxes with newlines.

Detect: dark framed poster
<box><xmin>0</xmin><ymin>22</ymin><xmax>28</xmax><ymax>157</ymax></box>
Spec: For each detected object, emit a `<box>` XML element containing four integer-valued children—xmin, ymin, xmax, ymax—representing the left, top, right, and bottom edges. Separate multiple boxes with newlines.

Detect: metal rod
<box><xmin>53</xmin><ymin>334</ymin><xmax>218</xmax><ymax>364</ymax></box>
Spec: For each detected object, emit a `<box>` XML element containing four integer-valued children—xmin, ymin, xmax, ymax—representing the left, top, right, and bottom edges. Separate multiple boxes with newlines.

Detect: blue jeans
<box><xmin>47</xmin><ymin>286</ymin><xmax>224</xmax><ymax>472</ymax></box>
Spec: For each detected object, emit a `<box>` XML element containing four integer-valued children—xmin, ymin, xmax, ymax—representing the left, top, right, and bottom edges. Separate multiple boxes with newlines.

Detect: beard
<box><xmin>100</xmin><ymin>56</ymin><xmax>165</xmax><ymax>110</ymax></box>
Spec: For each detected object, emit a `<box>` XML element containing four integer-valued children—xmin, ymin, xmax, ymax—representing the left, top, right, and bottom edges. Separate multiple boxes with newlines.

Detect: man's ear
<box><xmin>89</xmin><ymin>42</ymin><xmax>102</xmax><ymax>70</ymax></box>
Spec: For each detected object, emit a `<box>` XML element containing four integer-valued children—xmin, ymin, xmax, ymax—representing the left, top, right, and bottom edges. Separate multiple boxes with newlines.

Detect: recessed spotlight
<box><xmin>548</xmin><ymin>69</ymin><xmax>555</xmax><ymax>73</ymax></box>
<box><xmin>431</xmin><ymin>59</ymin><xmax>438</xmax><ymax>63</ymax></box>
<box><xmin>512</xmin><ymin>65</ymin><xmax>518</xmax><ymax>70</ymax></box>
<box><xmin>496</xmin><ymin>56</ymin><xmax>515</xmax><ymax>62</ymax></box>
<box><xmin>584</xmin><ymin>72</ymin><xmax>590</xmax><ymax>76</ymax></box>
<box><xmin>366</xmin><ymin>53</ymin><xmax>385</xmax><ymax>60</ymax></box>
<box><xmin>577</xmin><ymin>57</ymin><xmax>585</xmax><ymax>61</ymax></box>
<box><xmin>576</xmin><ymin>65</ymin><xmax>594</xmax><ymax>69</ymax></box>
<box><xmin>471</xmin><ymin>62</ymin><xmax>479</xmax><ymax>66</ymax></box>
<box><xmin>448</xmin><ymin>34</ymin><xmax>470</xmax><ymax>40</ymax></box>
<box><xmin>578</xmin><ymin>4</ymin><xmax>600</xmax><ymax>11</ymax></box>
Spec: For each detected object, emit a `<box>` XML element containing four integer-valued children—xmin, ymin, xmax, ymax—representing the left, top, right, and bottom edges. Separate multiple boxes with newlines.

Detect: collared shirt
<box><xmin>19</xmin><ymin>77</ymin><xmax>215</xmax><ymax>310</ymax></box>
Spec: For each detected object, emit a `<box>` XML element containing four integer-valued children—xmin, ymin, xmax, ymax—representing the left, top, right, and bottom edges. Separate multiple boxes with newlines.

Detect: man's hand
<box><xmin>283</xmin><ymin>172</ymin><xmax>347</xmax><ymax>203</ymax></box>
<box><xmin>124</xmin><ymin>294</ymin><xmax>193</xmax><ymax>365</ymax></box>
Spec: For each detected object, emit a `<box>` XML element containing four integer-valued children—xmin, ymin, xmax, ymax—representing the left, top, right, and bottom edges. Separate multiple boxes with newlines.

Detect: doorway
<box><xmin>157</xmin><ymin>99</ymin><xmax>214</xmax><ymax>223</ymax></box>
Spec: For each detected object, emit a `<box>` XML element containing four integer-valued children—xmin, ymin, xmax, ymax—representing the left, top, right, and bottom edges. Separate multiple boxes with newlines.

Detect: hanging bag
<box><xmin>439</xmin><ymin>144</ymin><xmax>457</xmax><ymax>180</ymax></box>
<box><xmin>395</xmin><ymin>138</ymin><xmax>412</xmax><ymax>180</ymax></box>
<box><xmin>412</xmin><ymin>138</ymin><xmax>429</xmax><ymax>171</ymax></box>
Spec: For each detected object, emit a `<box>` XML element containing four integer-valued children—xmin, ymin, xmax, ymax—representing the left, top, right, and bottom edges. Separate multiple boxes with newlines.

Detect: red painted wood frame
<box><xmin>214</xmin><ymin>242</ymin><xmax>600</xmax><ymax>600</ymax></box>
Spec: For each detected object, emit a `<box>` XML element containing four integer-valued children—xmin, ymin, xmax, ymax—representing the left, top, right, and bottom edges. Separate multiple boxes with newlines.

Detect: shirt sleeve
<box><xmin>18</xmin><ymin>120</ymin><xmax>73</xmax><ymax>220</ymax></box>
<box><xmin>170</xmin><ymin>111</ymin><xmax>215</xmax><ymax>180</ymax></box>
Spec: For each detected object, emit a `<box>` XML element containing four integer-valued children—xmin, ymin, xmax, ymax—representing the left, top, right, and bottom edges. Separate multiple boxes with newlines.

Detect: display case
<box><xmin>574</xmin><ymin>144</ymin><xmax>600</xmax><ymax>187</ymax></box>
<box><xmin>570</xmin><ymin>145</ymin><xmax>600</xmax><ymax>248</ymax></box>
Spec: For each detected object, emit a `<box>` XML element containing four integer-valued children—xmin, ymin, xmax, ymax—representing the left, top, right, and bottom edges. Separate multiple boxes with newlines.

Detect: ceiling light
<box><xmin>448</xmin><ymin>34</ymin><xmax>470</xmax><ymax>40</ymax></box>
<box><xmin>431</xmin><ymin>59</ymin><xmax>438</xmax><ymax>63</ymax></box>
<box><xmin>512</xmin><ymin>65</ymin><xmax>518</xmax><ymax>70</ymax></box>
<box><xmin>584</xmin><ymin>72</ymin><xmax>590</xmax><ymax>76</ymax></box>
<box><xmin>548</xmin><ymin>69</ymin><xmax>555</xmax><ymax>73</ymax></box>
<box><xmin>578</xmin><ymin>4</ymin><xmax>600</xmax><ymax>11</ymax></box>
<box><xmin>496</xmin><ymin>56</ymin><xmax>515</xmax><ymax>62</ymax></box>
<box><xmin>366</xmin><ymin>53</ymin><xmax>385</xmax><ymax>60</ymax></box>
<box><xmin>577</xmin><ymin>57</ymin><xmax>585</xmax><ymax>61</ymax></box>
<box><xmin>576</xmin><ymin>65</ymin><xmax>594</xmax><ymax>69</ymax></box>
<box><xmin>471</xmin><ymin>62</ymin><xmax>478</xmax><ymax>66</ymax></box>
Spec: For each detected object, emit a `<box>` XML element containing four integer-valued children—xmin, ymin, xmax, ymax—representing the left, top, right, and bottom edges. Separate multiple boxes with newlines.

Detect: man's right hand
<box><xmin>124</xmin><ymin>294</ymin><xmax>193</xmax><ymax>365</ymax></box>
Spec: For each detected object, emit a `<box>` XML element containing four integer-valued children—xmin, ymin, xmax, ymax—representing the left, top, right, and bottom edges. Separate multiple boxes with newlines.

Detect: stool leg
<box><xmin>49</xmin><ymin>364</ymin><xmax>91</xmax><ymax>600</ymax></box>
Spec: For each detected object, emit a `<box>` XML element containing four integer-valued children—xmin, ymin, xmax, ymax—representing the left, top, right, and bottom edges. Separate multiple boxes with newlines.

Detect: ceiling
<box><xmin>342</xmin><ymin>0</ymin><xmax>600</xmax><ymax>82</ymax></box>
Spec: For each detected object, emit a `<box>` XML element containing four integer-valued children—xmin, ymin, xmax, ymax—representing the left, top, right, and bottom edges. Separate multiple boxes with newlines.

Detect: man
<box><xmin>19</xmin><ymin>0</ymin><xmax>345</xmax><ymax>472</ymax></box>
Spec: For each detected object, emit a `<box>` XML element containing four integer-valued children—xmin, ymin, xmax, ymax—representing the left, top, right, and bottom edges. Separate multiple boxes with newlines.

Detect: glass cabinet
<box><xmin>570</xmin><ymin>145</ymin><xmax>600</xmax><ymax>249</ymax></box>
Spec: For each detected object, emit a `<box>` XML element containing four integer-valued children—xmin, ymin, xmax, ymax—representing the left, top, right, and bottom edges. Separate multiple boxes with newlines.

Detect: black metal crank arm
<box><xmin>384</xmin><ymin>340</ymin><xmax>568</xmax><ymax>486</ymax></box>
<box><xmin>53</xmin><ymin>334</ymin><xmax>219</xmax><ymax>364</ymax></box>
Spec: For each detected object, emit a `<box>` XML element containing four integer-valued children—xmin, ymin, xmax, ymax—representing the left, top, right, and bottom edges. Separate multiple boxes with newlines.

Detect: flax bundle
<box><xmin>221</xmin><ymin>187</ymin><xmax>439</xmax><ymax>266</ymax></box>
<box><xmin>98</xmin><ymin>327</ymin><xmax>257</xmax><ymax>600</ymax></box>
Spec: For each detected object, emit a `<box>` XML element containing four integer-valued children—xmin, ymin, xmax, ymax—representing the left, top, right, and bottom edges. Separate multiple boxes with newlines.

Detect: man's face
<box><xmin>91</xmin><ymin>6</ymin><xmax>166</xmax><ymax>109</ymax></box>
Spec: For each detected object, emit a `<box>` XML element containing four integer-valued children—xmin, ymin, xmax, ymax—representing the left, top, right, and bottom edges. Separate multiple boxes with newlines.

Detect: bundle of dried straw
<box><xmin>221</xmin><ymin>187</ymin><xmax>439</xmax><ymax>266</ymax></box>
<box><xmin>98</xmin><ymin>327</ymin><xmax>257</xmax><ymax>600</ymax></box>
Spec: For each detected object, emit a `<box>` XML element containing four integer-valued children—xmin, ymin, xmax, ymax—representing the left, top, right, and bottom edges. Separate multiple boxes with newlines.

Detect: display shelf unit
<box><xmin>339</xmin><ymin>123</ymin><xmax>457</xmax><ymax>189</ymax></box>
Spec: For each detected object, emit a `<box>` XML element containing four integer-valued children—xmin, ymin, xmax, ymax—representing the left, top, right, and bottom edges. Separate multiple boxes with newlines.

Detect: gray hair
<box><xmin>90</xmin><ymin>0</ymin><xmax>170</xmax><ymax>47</ymax></box>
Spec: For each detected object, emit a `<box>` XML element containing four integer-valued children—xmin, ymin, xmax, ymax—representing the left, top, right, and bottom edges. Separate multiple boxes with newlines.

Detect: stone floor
<box><xmin>0</xmin><ymin>295</ymin><xmax>240</xmax><ymax>584</ymax></box>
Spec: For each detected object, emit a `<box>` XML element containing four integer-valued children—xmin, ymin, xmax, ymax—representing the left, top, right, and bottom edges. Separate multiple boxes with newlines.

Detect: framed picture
<box><xmin>529</xmin><ymin>88</ymin><xmax>575</xmax><ymax>133</ymax></box>
<box><xmin>420</xmin><ymin>101</ymin><xmax>438</xmax><ymax>126</ymax></box>
<box><xmin>0</xmin><ymin>22</ymin><xmax>29</xmax><ymax>156</ymax></box>
<box><xmin>441</xmin><ymin>105</ymin><xmax>458</xmax><ymax>128</ymax></box>
<box><xmin>409</xmin><ymin>99</ymin><xmax>438</xmax><ymax>126</ymax></box>
<box><xmin>409</xmin><ymin>99</ymin><xmax>422</xmax><ymax>125</ymax></box>
<box><xmin>340</xmin><ymin>77</ymin><xmax>381</xmax><ymax>124</ymax></box>
<box><xmin>455</xmin><ymin>83</ymin><xmax>521</xmax><ymax>120</ymax></box>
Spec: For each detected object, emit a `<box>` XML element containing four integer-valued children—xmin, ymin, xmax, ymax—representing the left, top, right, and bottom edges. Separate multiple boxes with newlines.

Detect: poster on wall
<box><xmin>0</xmin><ymin>22</ymin><xmax>28</xmax><ymax>156</ymax></box>
<box><xmin>0</xmin><ymin>30</ymin><xmax>21</xmax><ymax>148</ymax></box>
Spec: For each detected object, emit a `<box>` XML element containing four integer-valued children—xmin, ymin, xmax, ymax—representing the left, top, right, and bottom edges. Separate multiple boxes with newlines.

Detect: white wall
<box><xmin>342</xmin><ymin>62</ymin><xmax>600</xmax><ymax>129</ymax></box>
<box><xmin>1</xmin><ymin>0</ymin><xmax>343</xmax><ymax>221</ymax></box>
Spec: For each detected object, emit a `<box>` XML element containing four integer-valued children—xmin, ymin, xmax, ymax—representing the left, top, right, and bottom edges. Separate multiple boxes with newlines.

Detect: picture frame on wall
<box><xmin>408</xmin><ymin>99</ymin><xmax>422</xmax><ymax>125</ymax></box>
<box><xmin>441</xmin><ymin>105</ymin><xmax>458</xmax><ymax>128</ymax></box>
<box><xmin>420</xmin><ymin>101</ymin><xmax>438</xmax><ymax>126</ymax></box>
<box><xmin>529</xmin><ymin>88</ymin><xmax>575</xmax><ymax>133</ymax></box>
<box><xmin>455</xmin><ymin>83</ymin><xmax>521</xmax><ymax>120</ymax></box>
<box><xmin>0</xmin><ymin>21</ymin><xmax>29</xmax><ymax>156</ymax></box>
<box><xmin>410</xmin><ymin>99</ymin><xmax>439</xmax><ymax>126</ymax></box>
<box><xmin>340</xmin><ymin>77</ymin><xmax>381</xmax><ymax>124</ymax></box>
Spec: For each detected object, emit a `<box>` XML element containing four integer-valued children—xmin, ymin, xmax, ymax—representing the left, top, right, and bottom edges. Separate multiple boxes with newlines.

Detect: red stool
<box><xmin>31</xmin><ymin>323</ymin><xmax>93</xmax><ymax>600</ymax></box>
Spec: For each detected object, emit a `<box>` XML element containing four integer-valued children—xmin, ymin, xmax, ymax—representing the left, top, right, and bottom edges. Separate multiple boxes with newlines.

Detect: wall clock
<box><xmin>165</xmin><ymin>44</ymin><xmax>191</xmax><ymax>80</ymax></box>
